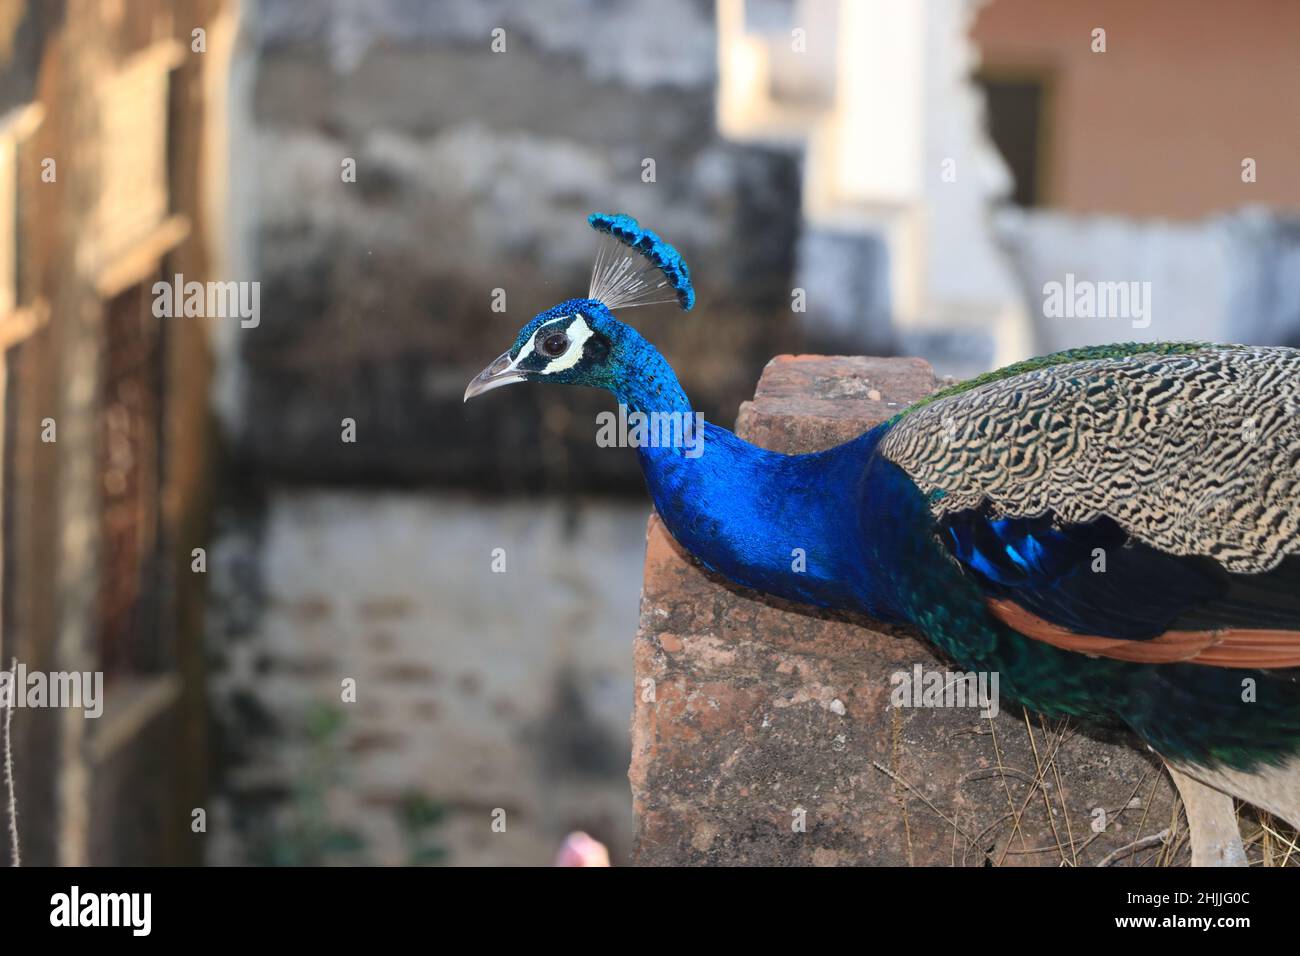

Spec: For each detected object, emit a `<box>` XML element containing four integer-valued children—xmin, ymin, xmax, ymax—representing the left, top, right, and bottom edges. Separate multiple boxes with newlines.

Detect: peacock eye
<box><xmin>539</xmin><ymin>331</ymin><xmax>570</xmax><ymax>358</ymax></box>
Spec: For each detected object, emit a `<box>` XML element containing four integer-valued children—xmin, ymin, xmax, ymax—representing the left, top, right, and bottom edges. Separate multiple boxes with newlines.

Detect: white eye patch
<box><xmin>537</xmin><ymin>314</ymin><xmax>594</xmax><ymax>375</ymax></box>
<box><xmin>503</xmin><ymin>314</ymin><xmax>595</xmax><ymax>378</ymax></box>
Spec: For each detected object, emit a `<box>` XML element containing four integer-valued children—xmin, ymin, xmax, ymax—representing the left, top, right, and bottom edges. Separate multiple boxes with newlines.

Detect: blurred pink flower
<box><xmin>554</xmin><ymin>831</ymin><xmax>610</xmax><ymax>867</ymax></box>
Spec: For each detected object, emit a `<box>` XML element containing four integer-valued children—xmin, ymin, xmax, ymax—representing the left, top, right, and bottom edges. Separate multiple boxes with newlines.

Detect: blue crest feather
<box><xmin>587</xmin><ymin>212</ymin><xmax>695</xmax><ymax>311</ymax></box>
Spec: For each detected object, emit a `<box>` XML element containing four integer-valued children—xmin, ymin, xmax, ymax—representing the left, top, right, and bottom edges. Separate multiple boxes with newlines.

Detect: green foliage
<box><xmin>250</xmin><ymin>702</ymin><xmax>450</xmax><ymax>866</ymax></box>
<box><xmin>254</xmin><ymin>701</ymin><xmax>366</xmax><ymax>867</ymax></box>
<box><xmin>397</xmin><ymin>792</ymin><xmax>449</xmax><ymax>866</ymax></box>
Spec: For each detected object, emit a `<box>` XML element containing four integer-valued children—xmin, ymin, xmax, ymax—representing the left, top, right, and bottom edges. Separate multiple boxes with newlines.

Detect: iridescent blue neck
<box><xmin>613</xmin><ymin>337</ymin><xmax>893</xmax><ymax>618</ymax></box>
<box><xmin>608</xmin><ymin>330</ymin><xmax>693</xmax><ymax>417</ymax></box>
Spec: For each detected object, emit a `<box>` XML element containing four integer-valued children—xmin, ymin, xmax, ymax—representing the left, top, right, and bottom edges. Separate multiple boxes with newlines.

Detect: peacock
<box><xmin>465</xmin><ymin>212</ymin><xmax>1300</xmax><ymax>866</ymax></box>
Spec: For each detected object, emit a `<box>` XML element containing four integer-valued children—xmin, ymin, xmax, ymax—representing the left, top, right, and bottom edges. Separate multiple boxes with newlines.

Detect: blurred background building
<box><xmin>0</xmin><ymin>0</ymin><xmax>1297</xmax><ymax>865</ymax></box>
<box><xmin>0</xmin><ymin>0</ymin><xmax>228</xmax><ymax>865</ymax></box>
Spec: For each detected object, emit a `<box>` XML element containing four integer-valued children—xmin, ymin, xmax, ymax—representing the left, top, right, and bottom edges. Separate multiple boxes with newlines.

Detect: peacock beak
<box><xmin>464</xmin><ymin>350</ymin><xmax>527</xmax><ymax>402</ymax></box>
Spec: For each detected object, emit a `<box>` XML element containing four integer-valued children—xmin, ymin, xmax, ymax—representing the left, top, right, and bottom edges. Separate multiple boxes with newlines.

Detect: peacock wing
<box><xmin>880</xmin><ymin>343</ymin><xmax>1300</xmax><ymax>668</ymax></box>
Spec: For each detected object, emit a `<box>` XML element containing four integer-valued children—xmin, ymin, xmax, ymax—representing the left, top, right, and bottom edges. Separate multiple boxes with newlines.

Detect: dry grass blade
<box><xmin>1098</xmin><ymin>829</ymin><xmax>1170</xmax><ymax>867</ymax></box>
<box><xmin>4</xmin><ymin>656</ymin><xmax>17</xmax><ymax>867</ymax></box>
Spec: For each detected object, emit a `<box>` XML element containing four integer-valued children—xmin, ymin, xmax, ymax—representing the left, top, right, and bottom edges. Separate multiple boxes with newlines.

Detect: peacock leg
<box><xmin>1165</xmin><ymin>764</ymin><xmax>1247</xmax><ymax>867</ymax></box>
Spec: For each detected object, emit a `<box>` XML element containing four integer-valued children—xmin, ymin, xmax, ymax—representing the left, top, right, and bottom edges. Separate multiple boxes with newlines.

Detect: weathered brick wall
<box><xmin>630</xmin><ymin>356</ymin><xmax>1180</xmax><ymax>866</ymax></box>
<box><xmin>207</xmin><ymin>493</ymin><xmax>646</xmax><ymax>866</ymax></box>
<box><xmin>233</xmin><ymin>0</ymin><xmax>803</xmax><ymax>493</ymax></box>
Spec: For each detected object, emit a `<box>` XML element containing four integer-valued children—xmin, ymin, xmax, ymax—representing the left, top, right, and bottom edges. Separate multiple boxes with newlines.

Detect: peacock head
<box><xmin>464</xmin><ymin>213</ymin><xmax>694</xmax><ymax>403</ymax></box>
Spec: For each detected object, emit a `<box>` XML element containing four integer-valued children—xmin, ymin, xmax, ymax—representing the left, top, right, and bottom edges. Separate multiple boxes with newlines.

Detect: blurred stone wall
<box><xmin>207</xmin><ymin>493</ymin><xmax>648</xmax><ymax>865</ymax></box>
<box><xmin>208</xmin><ymin>0</ymin><xmax>815</xmax><ymax>865</ymax></box>
<box><xmin>996</xmin><ymin>207</ymin><xmax>1300</xmax><ymax>355</ymax></box>
<box><xmin>225</xmin><ymin>0</ymin><xmax>804</xmax><ymax>492</ymax></box>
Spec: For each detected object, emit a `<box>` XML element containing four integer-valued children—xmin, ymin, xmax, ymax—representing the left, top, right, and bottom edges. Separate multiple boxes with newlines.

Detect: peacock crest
<box><xmin>586</xmin><ymin>212</ymin><xmax>695</xmax><ymax>312</ymax></box>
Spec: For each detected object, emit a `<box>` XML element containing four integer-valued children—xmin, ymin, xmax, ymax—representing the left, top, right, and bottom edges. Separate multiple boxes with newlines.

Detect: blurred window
<box><xmin>976</xmin><ymin>71</ymin><xmax>1050</xmax><ymax>208</ymax></box>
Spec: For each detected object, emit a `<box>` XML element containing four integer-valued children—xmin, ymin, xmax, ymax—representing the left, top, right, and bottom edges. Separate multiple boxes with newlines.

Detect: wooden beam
<box><xmin>0</xmin><ymin>298</ymin><xmax>50</xmax><ymax>351</ymax></box>
<box><xmin>0</xmin><ymin>102</ymin><xmax>46</xmax><ymax>142</ymax></box>
<box><xmin>94</xmin><ymin>214</ymin><xmax>190</xmax><ymax>299</ymax></box>
<box><xmin>87</xmin><ymin>674</ymin><xmax>183</xmax><ymax>766</ymax></box>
